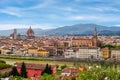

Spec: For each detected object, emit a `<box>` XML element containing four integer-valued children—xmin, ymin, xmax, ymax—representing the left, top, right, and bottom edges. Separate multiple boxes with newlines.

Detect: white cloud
<box><xmin>87</xmin><ymin>7</ymin><xmax>120</xmax><ymax>12</ymax></box>
<box><xmin>58</xmin><ymin>7</ymin><xmax>78</xmax><ymax>12</ymax></box>
<box><xmin>46</xmin><ymin>14</ymin><xmax>60</xmax><ymax>19</ymax></box>
<box><xmin>0</xmin><ymin>0</ymin><xmax>56</xmax><ymax>17</ymax></box>
<box><xmin>67</xmin><ymin>15</ymin><xmax>98</xmax><ymax>21</ymax></box>
<box><xmin>68</xmin><ymin>16</ymin><xmax>84</xmax><ymax>20</ymax></box>
<box><xmin>74</xmin><ymin>0</ymin><xmax>108</xmax><ymax>3</ymax></box>
<box><xmin>0</xmin><ymin>0</ymin><xmax>120</xmax><ymax>28</ymax></box>
<box><xmin>0</xmin><ymin>7</ymin><xmax>22</xmax><ymax>17</ymax></box>
<box><xmin>27</xmin><ymin>0</ymin><xmax>56</xmax><ymax>10</ymax></box>
<box><xmin>114</xmin><ymin>25</ymin><xmax>120</xmax><ymax>27</ymax></box>
<box><xmin>67</xmin><ymin>14</ymin><xmax>120</xmax><ymax>23</ymax></box>
<box><xmin>0</xmin><ymin>24</ymin><xmax>55</xmax><ymax>30</ymax></box>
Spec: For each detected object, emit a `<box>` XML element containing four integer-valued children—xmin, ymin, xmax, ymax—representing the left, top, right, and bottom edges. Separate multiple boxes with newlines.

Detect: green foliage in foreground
<box><xmin>0</xmin><ymin>72</ymin><xmax>10</xmax><ymax>78</ymax></box>
<box><xmin>42</xmin><ymin>64</ymin><xmax>52</xmax><ymax>75</ymax></box>
<box><xmin>10</xmin><ymin>66</ymin><xmax>19</xmax><ymax>76</ymax></box>
<box><xmin>9</xmin><ymin>76</ymin><xmax>32</xmax><ymax>80</ymax></box>
<box><xmin>0</xmin><ymin>63</ymin><xmax>12</xmax><ymax>70</ymax></box>
<box><xmin>56</xmin><ymin>70</ymin><xmax>61</xmax><ymax>75</ymax></box>
<box><xmin>20</xmin><ymin>62</ymin><xmax>27</xmax><ymax>78</ymax></box>
<box><xmin>61</xmin><ymin>64</ymin><xmax>67</xmax><ymax>70</ymax></box>
<box><xmin>8</xmin><ymin>67</ymin><xmax>120</xmax><ymax>80</ymax></box>
<box><xmin>78</xmin><ymin>68</ymin><xmax>120</xmax><ymax>80</ymax></box>
<box><xmin>0</xmin><ymin>60</ymin><xmax>6</xmax><ymax>64</ymax></box>
<box><xmin>101</xmin><ymin>44</ymin><xmax>120</xmax><ymax>49</ymax></box>
<box><xmin>40</xmin><ymin>73</ymin><xmax>59</xmax><ymax>80</ymax></box>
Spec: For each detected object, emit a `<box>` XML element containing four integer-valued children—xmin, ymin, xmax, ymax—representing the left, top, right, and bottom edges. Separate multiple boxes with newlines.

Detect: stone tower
<box><xmin>14</xmin><ymin>29</ymin><xmax>17</xmax><ymax>39</ymax></box>
<box><xmin>93</xmin><ymin>27</ymin><xmax>97</xmax><ymax>47</ymax></box>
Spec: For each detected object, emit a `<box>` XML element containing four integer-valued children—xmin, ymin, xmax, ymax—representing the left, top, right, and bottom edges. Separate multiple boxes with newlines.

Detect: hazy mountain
<box><xmin>43</xmin><ymin>24</ymin><xmax>120</xmax><ymax>36</ymax></box>
<box><xmin>1</xmin><ymin>24</ymin><xmax>120</xmax><ymax>36</ymax></box>
<box><xmin>0</xmin><ymin>28</ymin><xmax>43</xmax><ymax>36</ymax></box>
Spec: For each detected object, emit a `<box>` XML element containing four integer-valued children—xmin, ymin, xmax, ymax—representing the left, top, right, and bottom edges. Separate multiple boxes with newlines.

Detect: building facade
<box><xmin>111</xmin><ymin>49</ymin><xmax>120</xmax><ymax>60</ymax></box>
<box><xmin>71</xmin><ymin>27</ymin><xmax>98</xmax><ymax>47</ymax></box>
<box><xmin>64</xmin><ymin>47</ymin><xmax>99</xmax><ymax>59</ymax></box>
<box><xmin>14</xmin><ymin>62</ymin><xmax>56</xmax><ymax>78</ymax></box>
<box><xmin>101</xmin><ymin>48</ymin><xmax>111</xmax><ymax>59</ymax></box>
<box><xmin>64</xmin><ymin>49</ymin><xmax>76</xmax><ymax>58</ymax></box>
<box><xmin>76</xmin><ymin>47</ymin><xmax>99</xmax><ymax>59</ymax></box>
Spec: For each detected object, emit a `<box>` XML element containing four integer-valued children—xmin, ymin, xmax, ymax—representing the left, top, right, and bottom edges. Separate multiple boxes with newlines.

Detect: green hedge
<box><xmin>0</xmin><ymin>63</ymin><xmax>12</xmax><ymax>70</ymax></box>
<box><xmin>0</xmin><ymin>72</ymin><xmax>10</xmax><ymax>78</ymax></box>
<box><xmin>0</xmin><ymin>56</ymin><xmax>53</xmax><ymax>61</ymax></box>
<box><xmin>9</xmin><ymin>76</ymin><xmax>32</xmax><ymax>80</ymax></box>
<box><xmin>0</xmin><ymin>60</ymin><xmax>6</xmax><ymax>64</ymax></box>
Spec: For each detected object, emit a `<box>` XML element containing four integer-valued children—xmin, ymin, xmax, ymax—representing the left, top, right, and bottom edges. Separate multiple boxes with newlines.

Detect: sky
<box><xmin>0</xmin><ymin>0</ymin><xmax>120</xmax><ymax>30</ymax></box>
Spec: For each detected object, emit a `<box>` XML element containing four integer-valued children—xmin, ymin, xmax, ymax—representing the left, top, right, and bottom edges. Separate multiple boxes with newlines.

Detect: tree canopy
<box><xmin>11</xmin><ymin>66</ymin><xmax>19</xmax><ymax>76</ymax></box>
<box><xmin>20</xmin><ymin>62</ymin><xmax>27</xmax><ymax>78</ymax></box>
<box><xmin>42</xmin><ymin>64</ymin><xmax>52</xmax><ymax>75</ymax></box>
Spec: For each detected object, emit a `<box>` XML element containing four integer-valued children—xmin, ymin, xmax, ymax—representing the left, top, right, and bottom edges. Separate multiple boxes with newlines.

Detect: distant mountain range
<box><xmin>0</xmin><ymin>24</ymin><xmax>120</xmax><ymax>36</ymax></box>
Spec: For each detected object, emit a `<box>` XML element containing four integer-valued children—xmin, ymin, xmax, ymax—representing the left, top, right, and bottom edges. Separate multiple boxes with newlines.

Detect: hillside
<box><xmin>0</xmin><ymin>24</ymin><xmax>120</xmax><ymax>36</ymax></box>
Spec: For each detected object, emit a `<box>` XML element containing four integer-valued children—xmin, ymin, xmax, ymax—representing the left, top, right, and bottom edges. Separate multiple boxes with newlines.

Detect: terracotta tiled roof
<box><xmin>62</xmin><ymin>67</ymin><xmax>79</xmax><ymax>73</ymax></box>
<box><xmin>14</xmin><ymin>62</ymin><xmax>55</xmax><ymax>70</ymax></box>
<box><xmin>2</xmin><ymin>47</ymin><xmax>10</xmax><ymax>50</ymax></box>
<box><xmin>72</xmin><ymin>38</ymin><xmax>92</xmax><ymax>40</ymax></box>
<box><xmin>28</xmin><ymin>47</ymin><xmax>38</xmax><ymax>49</ymax></box>
<box><xmin>9</xmin><ymin>33</ymin><xmax>14</xmax><ymax>37</ymax></box>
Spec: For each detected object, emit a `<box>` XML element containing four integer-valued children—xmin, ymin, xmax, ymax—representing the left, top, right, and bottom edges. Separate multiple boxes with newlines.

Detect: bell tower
<box><xmin>14</xmin><ymin>29</ymin><xmax>17</xmax><ymax>39</ymax></box>
<box><xmin>93</xmin><ymin>27</ymin><xmax>97</xmax><ymax>47</ymax></box>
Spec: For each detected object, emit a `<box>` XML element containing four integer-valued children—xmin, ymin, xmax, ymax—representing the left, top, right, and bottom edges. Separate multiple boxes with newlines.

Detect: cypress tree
<box><xmin>48</xmin><ymin>65</ymin><xmax>52</xmax><ymax>74</ymax></box>
<box><xmin>11</xmin><ymin>66</ymin><xmax>19</xmax><ymax>76</ymax></box>
<box><xmin>20</xmin><ymin>62</ymin><xmax>27</xmax><ymax>78</ymax></box>
<box><xmin>42</xmin><ymin>64</ymin><xmax>52</xmax><ymax>75</ymax></box>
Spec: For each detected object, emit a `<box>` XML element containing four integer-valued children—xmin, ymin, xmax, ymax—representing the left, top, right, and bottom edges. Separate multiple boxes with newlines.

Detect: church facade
<box><xmin>72</xmin><ymin>27</ymin><xmax>98</xmax><ymax>47</ymax></box>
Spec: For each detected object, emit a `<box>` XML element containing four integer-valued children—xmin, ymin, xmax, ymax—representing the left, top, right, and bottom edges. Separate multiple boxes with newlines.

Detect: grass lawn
<box><xmin>1</xmin><ymin>56</ymin><xmax>120</xmax><ymax>72</ymax></box>
<box><xmin>0</xmin><ymin>58</ymin><xmax>74</xmax><ymax>66</ymax></box>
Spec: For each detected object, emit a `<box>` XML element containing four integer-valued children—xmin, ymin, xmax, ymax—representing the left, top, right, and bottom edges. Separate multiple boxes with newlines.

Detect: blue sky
<box><xmin>0</xmin><ymin>0</ymin><xmax>120</xmax><ymax>30</ymax></box>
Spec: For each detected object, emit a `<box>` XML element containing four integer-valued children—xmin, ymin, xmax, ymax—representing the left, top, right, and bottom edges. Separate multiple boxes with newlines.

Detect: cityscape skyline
<box><xmin>0</xmin><ymin>0</ymin><xmax>120</xmax><ymax>30</ymax></box>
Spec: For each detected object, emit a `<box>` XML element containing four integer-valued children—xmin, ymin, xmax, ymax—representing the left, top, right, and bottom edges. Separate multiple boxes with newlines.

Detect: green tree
<box><xmin>20</xmin><ymin>62</ymin><xmax>27</xmax><ymax>78</ymax></box>
<box><xmin>42</xmin><ymin>64</ymin><xmax>52</xmax><ymax>75</ymax></box>
<box><xmin>56</xmin><ymin>64</ymin><xmax>59</xmax><ymax>69</ymax></box>
<box><xmin>48</xmin><ymin>65</ymin><xmax>52</xmax><ymax>74</ymax></box>
<box><xmin>11</xmin><ymin>66</ymin><xmax>19</xmax><ymax>76</ymax></box>
<box><xmin>40</xmin><ymin>73</ymin><xmax>58</xmax><ymax>80</ymax></box>
<box><xmin>71</xmin><ymin>77</ymin><xmax>76</xmax><ymax>80</ymax></box>
<box><xmin>103</xmin><ymin>44</ymin><xmax>114</xmax><ymax>49</ymax></box>
<box><xmin>0</xmin><ymin>63</ymin><xmax>12</xmax><ymax>70</ymax></box>
<box><xmin>0</xmin><ymin>72</ymin><xmax>10</xmax><ymax>78</ymax></box>
<box><xmin>61</xmin><ymin>64</ymin><xmax>67</xmax><ymax>70</ymax></box>
<box><xmin>0</xmin><ymin>60</ymin><xmax>6</xmax><ymax>64</ymax></box>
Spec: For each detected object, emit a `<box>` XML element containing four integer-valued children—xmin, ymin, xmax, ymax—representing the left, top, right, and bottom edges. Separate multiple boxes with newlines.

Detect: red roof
<box><xmin>72</xmin><ymin>37</ymin><xmax>92</xmax><ymax>40</ymax></box>
<box><xmin>14</xmin><ymin>62</ymin><xmax>55</xmax><ymax>70</ymax></box>
<box><xmin>62</xmin><ymin>67</ymin><xmax>78</xmax><ymax>73</ymax></box>
<box><xmin>9</xmin><ymin>33</ymin><xmax>14</xmax><ymax>37</ymax></box>
<box><xmin>28</xmin><ymin>47</ymin><xmax>38</xmax><ymax>49</ymax></box>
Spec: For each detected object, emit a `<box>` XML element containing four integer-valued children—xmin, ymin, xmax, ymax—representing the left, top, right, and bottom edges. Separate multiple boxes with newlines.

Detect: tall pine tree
<box><xmin>48</xmin><ymin>65</ymin><xmax>52</xmax><ymax>74</ymax></box>
<box><xmin>20</xmin><ymin>62</ymin><xmax>27</xmax><ymax>78</ymax></box>
<box><xmin>11</xmin><ymin>66</ymin><xmax>19</xmax><ymax>76</ymax></box>
<box><xmin>42</xmin><ymin>64</ymin><xmax>52</xmax><ymax>75</ymax></box>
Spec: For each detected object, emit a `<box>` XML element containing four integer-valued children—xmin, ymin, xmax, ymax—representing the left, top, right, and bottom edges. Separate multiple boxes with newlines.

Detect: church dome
<box><xmin>27</xmin><ymin>26</ymin><xmax>34</xmax><ymax>36</ymax></box>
